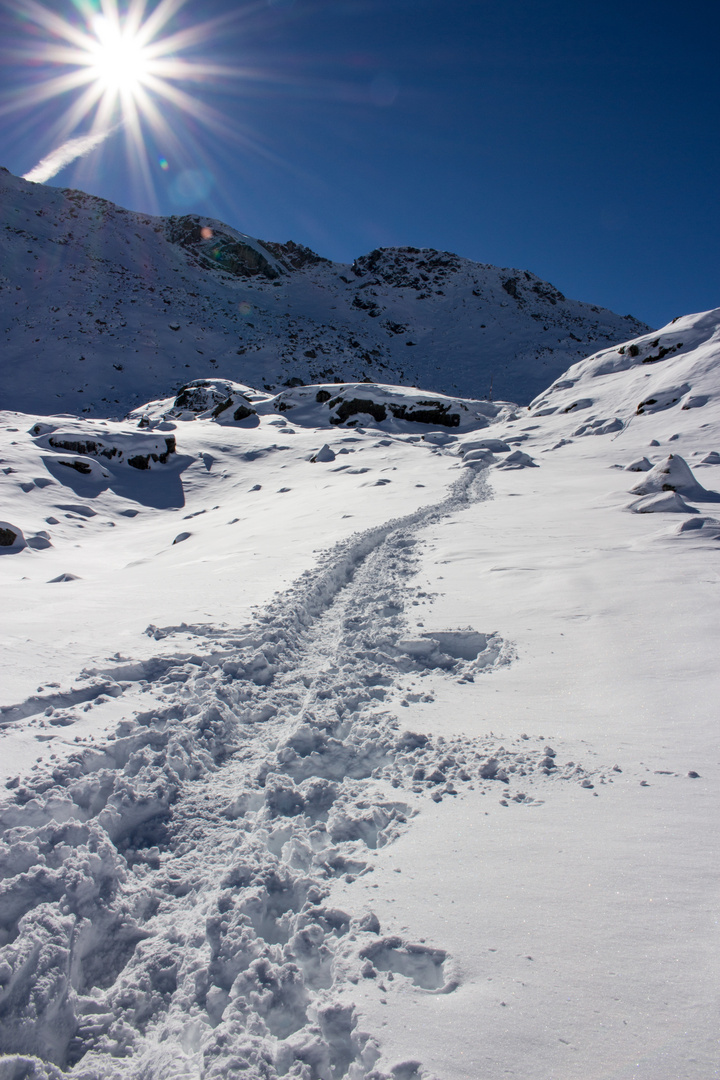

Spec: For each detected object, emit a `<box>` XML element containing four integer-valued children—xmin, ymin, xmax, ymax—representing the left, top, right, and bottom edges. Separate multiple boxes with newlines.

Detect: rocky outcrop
<box><xmin>164</xmin><ymin>216</ymin><xmax>281</xmax><ymax>279</ymax></box>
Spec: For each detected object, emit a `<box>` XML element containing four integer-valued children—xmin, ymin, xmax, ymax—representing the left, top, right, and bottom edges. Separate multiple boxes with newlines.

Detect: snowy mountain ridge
<box><xmin>0</xmin><ymin>167</ymin><xmax>649</xmax><ymax>416</ymax></box>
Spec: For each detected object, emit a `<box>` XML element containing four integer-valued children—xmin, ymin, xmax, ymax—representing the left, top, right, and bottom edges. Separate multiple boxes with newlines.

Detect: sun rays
<box><xmin>5</xmin><ymin>0</ymin><xmax>247</xmax><ymax>190</ymax></box>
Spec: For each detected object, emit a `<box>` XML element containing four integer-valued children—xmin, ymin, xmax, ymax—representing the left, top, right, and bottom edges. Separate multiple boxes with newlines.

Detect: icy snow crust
<box><xmin>0</xmin><ymin>167</ymin><xmax>649</xmax><ymax>416</ymax></box>
<box><xmin>0</xmin><ymin>311</ymin><xmax>719</xmax><ymax>1079</ymax></box>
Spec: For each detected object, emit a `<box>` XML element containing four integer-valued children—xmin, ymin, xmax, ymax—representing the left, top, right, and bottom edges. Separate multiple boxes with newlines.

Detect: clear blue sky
<box><xmin>0</xmin><ymin>0</ymin><xmax>718</xmax><ymax>328</ymax></box>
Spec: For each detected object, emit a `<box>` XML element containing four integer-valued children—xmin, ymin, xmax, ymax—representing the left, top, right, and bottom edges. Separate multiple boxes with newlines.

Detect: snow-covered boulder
<box><xmin>462</xmin><ymin>448</ymin><xmax>497</xmax><ymax>466</ymax></box>
<box><xmin>629</xmin><ymin>455</ymin><xmax>710</xmax><ymax>499</ymax></box>
<box><xmin>311</xmin><ymin>444</ymin><xmax>336</xmax><ymax>463</ymax></box>
<box><xmin>31</xmin><ymin>421</ymin><xmax>177</xmax><ymax>471</ymax></box>
<box><xmin>495</xmin><ymin>450</ymin><xmax>537</xmax><ymax>469</ymax></box>
<box><xmin>0</xmin><ymin>520</ymin><xmax>26</xmax><ymax>552</ymax></box>
<box><xmin>163</xmin><ymin>379</ymin><xmax>258</xmax><ymax>423</ymax></box>
<box><xmin>459</xmin><ymin>438</ymin><xmax>511</xmax><ymax>453</ymax></box>
<box><xmin>42</xmin><ymin>454</ymin><xmax>110</xmax><ymax>482</ymax></box>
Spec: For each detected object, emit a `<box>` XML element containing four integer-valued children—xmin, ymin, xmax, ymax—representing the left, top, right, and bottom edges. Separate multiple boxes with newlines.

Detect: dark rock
<box><xmin>165</xmin><ymin>216</ymin><xmax>281</xmax><ymax>279</ymax></box>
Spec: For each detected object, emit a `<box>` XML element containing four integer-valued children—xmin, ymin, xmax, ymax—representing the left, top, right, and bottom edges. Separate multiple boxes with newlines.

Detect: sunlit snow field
<box><xmin>1</xmin><ymin>313</ymin><xmax>719</xmax><ymax>1079</ymax></box>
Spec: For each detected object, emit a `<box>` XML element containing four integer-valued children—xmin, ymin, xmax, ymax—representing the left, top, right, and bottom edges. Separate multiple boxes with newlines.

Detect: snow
<box><xmin>0</xmin><ymin>167</ymin><xmax>650</xmax><ymax>417</ymax></box>
<box><xmin>1</xmin><ymin>198</ymin><xmax>719</xmax><ymax>1080</ymax></box>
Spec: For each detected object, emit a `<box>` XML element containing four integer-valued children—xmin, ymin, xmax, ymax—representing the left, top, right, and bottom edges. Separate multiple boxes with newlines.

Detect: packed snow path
<box><xmin>0</xmin><ymin>467</ymin><xmax>612</xmax><ymax>1080</ymax></box>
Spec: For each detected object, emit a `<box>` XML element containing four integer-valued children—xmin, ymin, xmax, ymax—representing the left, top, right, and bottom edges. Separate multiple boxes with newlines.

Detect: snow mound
<box><xmin>0</xmin><ymin>521</ymin><xmax>25</xmax><ymax>552</ymax></box>
<box><xmin>311</xmin><ymin>444</ymin><xmax>336</xmax><ymax>463</ymax></box>
<box><xmin>629</xmin><ymin>492</ymin><xmax>697</xmax><ymax>514</ymax></box>
<box><xmin>41</xmin><ymin>454</ymin><xmax>110</xmax><ymax>483</ymax></box>
<box><xmin>462</xmin><ymin>448</ymin><xmax>496</xmax><ymax>466</ymax></box>
<box><xmin>495</xmin><ymin>450</ymin><xmax>538</xmax><ymax>469</ymax></box>
<box><xmin>422</xmin><ymin>431</ymin><xmax>457</xmax><ymax>446</ymax></box>
<box><xmin>629</xmin><ymin>455</ymin><xmax>714</xmax><ymax>499</ymax></box>
<box><xmin>674</xmin><ymin>515</ymin><xmax>720</xmax><ymax>535</ymax></box>
<box><xmin>459</xmin><ymin>437</ymin><xmax>511</xmax><ymax>453</ymax></box>
<box><xmin>31</xmin><ymin>421</ymin><xmax>177</xmax><ymax>471</ymax></box>
<box><xmin>573</xmin><ymin>417</ymin><xmax>623</xmax><ymax>437</ymax></box>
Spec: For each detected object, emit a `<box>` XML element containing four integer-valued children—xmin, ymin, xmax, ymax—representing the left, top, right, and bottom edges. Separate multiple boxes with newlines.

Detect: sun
<box><xmin>86</xmin><ymin>15</ymin><xmax>151</xmax><ymax>95</ymax></box>
<box><xmin>4</xmin><ymin>0</ymin><xmax>246</xmax><ymax>191</ymax></box>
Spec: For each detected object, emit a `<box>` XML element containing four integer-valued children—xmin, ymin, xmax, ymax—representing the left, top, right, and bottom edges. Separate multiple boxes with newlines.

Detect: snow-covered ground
<box><xmin>0</xmin><ymin>313</ymin><xmax>718</xmax><ymax>1080</ymax></box>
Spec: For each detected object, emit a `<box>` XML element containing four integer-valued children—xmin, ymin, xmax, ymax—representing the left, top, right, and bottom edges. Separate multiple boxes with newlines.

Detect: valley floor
<box><xmin>0</xmin><ymin>399</ymin><xmax>718</xmax><ymax>1080</ymax></box>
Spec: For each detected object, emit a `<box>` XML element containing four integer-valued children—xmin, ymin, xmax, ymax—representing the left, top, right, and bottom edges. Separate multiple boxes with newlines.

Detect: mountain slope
<box><xmin>0</xmin><ymin>168</ymin><xmax>649</xmax><ymax>416</ymax></box>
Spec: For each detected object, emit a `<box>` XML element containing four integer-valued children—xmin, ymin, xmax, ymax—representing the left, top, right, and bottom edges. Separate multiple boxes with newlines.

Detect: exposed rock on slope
<box><xmin>133</xmin><ymin>378</ymin><xmax>517</xmax><ymax>433</ymax></box>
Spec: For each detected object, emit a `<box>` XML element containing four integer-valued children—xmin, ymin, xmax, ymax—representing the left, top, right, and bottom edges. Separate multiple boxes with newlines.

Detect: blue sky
<box><xmin>0</xmin><ymin>0</ymin><xmax>718</xmax><ymax>328</ymax></box>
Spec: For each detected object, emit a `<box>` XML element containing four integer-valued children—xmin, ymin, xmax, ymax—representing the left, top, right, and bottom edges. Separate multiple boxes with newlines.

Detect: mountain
<box><xmin>0</xmin><ymin>167</ymin><xmax>649</xmax><ymax>416</ymax></box>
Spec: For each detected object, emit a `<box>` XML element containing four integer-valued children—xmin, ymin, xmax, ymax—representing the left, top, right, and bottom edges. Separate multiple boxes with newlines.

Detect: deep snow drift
<box><xmin>0</xmin><ymin>310</ymin><xmax>719</xmax><ymax>1079</ymax></box>
<box><xmin>0</xmin><ymin>166</ymin><xmax>649</xmax><ymax>416</ymax></box>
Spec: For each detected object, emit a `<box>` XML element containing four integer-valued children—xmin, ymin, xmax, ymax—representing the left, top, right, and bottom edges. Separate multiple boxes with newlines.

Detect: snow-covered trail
<box><xmin>0</xmin><ymin>465</ymin><xmax>612</xmax><ymax>1080</ymax></box>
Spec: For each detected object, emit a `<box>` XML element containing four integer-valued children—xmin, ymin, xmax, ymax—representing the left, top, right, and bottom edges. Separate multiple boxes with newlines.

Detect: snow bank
<box><xmin>528</xmin><ymin>308</ymin><xmax>720</xmax><ymax>437</ymax></box>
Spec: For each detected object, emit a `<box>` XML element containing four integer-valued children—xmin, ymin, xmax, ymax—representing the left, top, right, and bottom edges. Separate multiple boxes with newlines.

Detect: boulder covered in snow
<box><xmin>629</xmin><ymin>455</ymin><xmax>710</xmax><ymax>499</ymax></box>
<box><xmin>31</xmin><ymin>421</ymin><xmax>178</xmax><ymax>471</ymax></box>
<box><xmin>495</xmin><ymin>450</ymin><xmax>538</xmax><ymax>469</ymax></box>
<box><xmin>163</xmin><ymin>379</ymin><xmax>259</xmax><ymax>424</ymax></box>
<box><xmin>0</xmin><ymin>520</ymin><xmax>25</xmax><ymax>552</ymax></box>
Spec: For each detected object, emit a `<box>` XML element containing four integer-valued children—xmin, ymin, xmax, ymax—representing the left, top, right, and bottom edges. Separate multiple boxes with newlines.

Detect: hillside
<box><xmin>0</xmin><ymin>167</ymin><xmax>649</xmax><ymax>416</ymax></box>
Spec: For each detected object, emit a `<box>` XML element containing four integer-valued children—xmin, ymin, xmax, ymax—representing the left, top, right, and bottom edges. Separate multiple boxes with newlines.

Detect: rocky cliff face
<box><xmin>0</xmin><ymin>168</ymin><xmax>649</xmax><ymax>416</ymax></box>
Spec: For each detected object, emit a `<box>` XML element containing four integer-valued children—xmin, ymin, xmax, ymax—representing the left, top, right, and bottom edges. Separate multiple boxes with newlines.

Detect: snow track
<box><xmin>0</xmin><ymin>469</ymin><xmax>611</xmax><ymax>1080</ymax></box>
